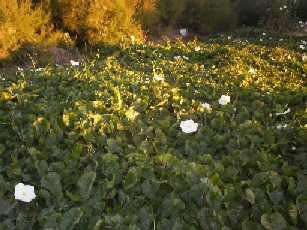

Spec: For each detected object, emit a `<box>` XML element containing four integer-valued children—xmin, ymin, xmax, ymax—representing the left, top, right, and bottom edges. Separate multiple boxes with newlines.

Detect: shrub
<box><xmin>235</xmin><ymin>0</ymin><xmax>269</xmax><ymax>26</ymax></box>
<box><xmin>180</xmin><ymin>0</ymin><xmax>238</xmax><ymax>34</ymax></box>
<box><xmin>0</xmin><ymin>0</ymin><xmax>71</xmax><ymax>64</ymax></box>
<box><xmin>141</xmin><ymin>0</ymin><xmax>238</xmax><ymax>35</ymax></box>
<box><xmin>258</xmin><ymin>0</ymin><xmax>297</xmax><ymax>31</ymax></box>
<box><xmin>235</xmin><ymin>0</ymin><xmax>307</xmax><ymax>31</ymax></box>
<box><xmin>48</xmin><ymin>0</ymin><xmax>144</xmax><ymax>46</ymax></box>
<box><xmin>126</xmin><ymin>0</ymin><xmax>162</xmax><ymax>35</ymax></box>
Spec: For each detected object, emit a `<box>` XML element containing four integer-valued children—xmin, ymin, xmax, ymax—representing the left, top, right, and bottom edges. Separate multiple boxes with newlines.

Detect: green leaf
<box><xmin>289</xmin><ymin>204</ymin><xmax>298</xmax><ymax>226</ymax></box>
<box><xmin>269</xmin><ymin>190</ymin><xmax>283</xmax><ymax>205</ymax></box>
<box><xmin>124</xmin><ymin>166</ymin><xmax>141</xmax><ymax>190</ymax></box>
<box><xmin>138</xmin><ymin>207</ymin><xmax>154</xmax><ymax>229</ymax></box>
<box><xmin>251</xmin><ymin>172</ymin><xmax>268</xmax><ymax>187</ymax></box>
<box><xmin>106</xmin><ymin>138</ymin><xmax>122</xmax><ymax>153</ymax></box>
<box><xmin>242</xmin><ymin>221</ymin><xmax>262</xmax><ymax>230</ymax></box>
<box><xmin>77</xmin><ymin>171</ymin><xmax>96</xmax><ymax>200</ymax></box>
<box><xmin>246</xmin><ymin>188</ymin><xmax>255</xmax><ymax>204</ymax></box>
<box><xmin>41</xmin><ymin>172</ymin><xmax>62</xmax><ymax>195</ymax></box>
<box><xmin>261</xmin><ymin>213</ymin><xmax>287</xmax><ymax>230</ymax></box>
<box><xmin>161</xmin><ymin>198</ymin><xmax>186</xmax><ymax>218</ymax></box>
<box><xmin>141</xmin><ymin>179</ymin><xmax>159</xmax><ymax>199</ymax></box>
<box><xmin>296</xmin><ymin>175</ymin><xmax>307</xmax><ymax>196</ymax></box>
<box><xmin>60</xmin><ymin>207</ymin><xmax>83</xmax><ymax>230</ymax></box>
<box><xmin>0</xmin><ymin>198</ymin><xmax>14</xmax><ymax>215</ymax></box>
<box><xmin>299</xmin><ymin>203</ymin><xmax>307</xmax><ymax>227</ymax></box>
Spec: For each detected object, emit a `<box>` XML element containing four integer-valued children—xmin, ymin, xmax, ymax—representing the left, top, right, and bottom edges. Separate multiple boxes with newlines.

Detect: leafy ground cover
<box><xmin>0</xmin><ymin>29</ymin><xmax>307</xmax><ymax>229</ymax></box>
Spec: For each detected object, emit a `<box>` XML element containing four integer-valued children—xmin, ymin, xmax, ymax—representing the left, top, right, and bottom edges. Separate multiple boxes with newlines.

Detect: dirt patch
<box><xmin>48</xmin><ymin>46</ymin><xmax>78</xmax><ymax>65</ymax></box>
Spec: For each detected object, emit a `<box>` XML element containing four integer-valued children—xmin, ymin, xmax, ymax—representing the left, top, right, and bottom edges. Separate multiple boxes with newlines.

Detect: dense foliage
<box><xmin>0</xmin><ymin>30</ymin><xmax>307</xmax><ymax>229</ymax></box>
<box><xmin>1</xmin><ymin>0</ymin><xmax>307</xmax><ymax>66</ymax></box>
<box><xmin>0</xmin><ymin>0</ymin><xmax>71</xmax><ymax>63</ymax></box>
<box><xmin>45</xmin><ymin>0</ymin><xmax>143</xmax><ymax>46</ymax></box>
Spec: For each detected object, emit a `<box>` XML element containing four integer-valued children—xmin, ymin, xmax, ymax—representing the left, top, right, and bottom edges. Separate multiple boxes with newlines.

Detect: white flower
<box><xmin>130</xmin><ymin>35</ymin><xmax>135</xmax><ymax>43</ymax></box>
<box><xmin>218</xmin><ymin>95</ymin><xmax>230</xmax><ymax>105</ymax></box>
<box><xmin>299</xmin><ymin>21</ymin><xmax>303</xmax><ymax>24</ymax></box>
<box><xmin>300</xmin><ymin>45</ymin><xmax>305</xmax><ymax>50</ymax></box>
<box><xmin>262</xmin><ymin>33</ymin><xmax>266</xmax><ymax>36</ymax></box>
<box><xmin>174</xmin><ymin>55</ymin><xmax>181</xmax><ymax>60</ymax></box>
<box><xmin>15</xmin><ymin>183</ymin><xmax>36</xmax><ymax>202</ymax></box>
<box><xmin>70</xmin><ymin>60</ymin><xmax>79</xmax><ymax>66</ymax></box>
<box><xmin>36</xmin><ymin>68</ymin><xmax>43</xmax><ymax>72</ymax></box>
<box><xmin>248</xmin><ymin>68</ymin><xmax>257</xmax><ymax>74</ymax></box>
<box><xmin>275</xmin><ymin>108</ymin><xmax>290</xmax><ymax>116</ymax></box>
<box><xmin>201</xmin><ymin>103</ymin><xmax>211</xmax><ymax>110</ymax></box>
<box><xmin>277</xmin><ymin>124</ymin><xmax>287</xmax><ymax>129</ymax></box>
<box><xmin>291</xmin><ymin>146</ymin><xmax>296</xmax><ymax>151</ymax></box>
<box><xmin>1</xmin><ymin>77</ymin><xmax>5</xmax><ymax>80</ymax></box>
<box><xmin>283</xmin><ymin>5</ymin><xmax>287</xmax><ymax>8</ymax></box>
<box><xmin>228</xmin><ymin>36</ymin><xmax>232</xmax><ymax>40</ymax></box>
<box><xmin>17</xmin><ymin>67</ymin><xmax>23</xmax><ymax>71</ymax></box>
<box><xmin>303</xmin><ymin>55</ymin><xmax>307</xmax><ymax>61</ymax></box>
<box><xmin>194</xmin><ymin>46</ymin><xmax>200</xmax><ymax>52</ymax></box>
<box><xmin>179</xmin><ymin>29</ymin><xmax>187</xmax><ymax>37</ymax></box>
<box><xmin>153</xmin><ymin>74</ymin><xmax>164</xmax><ymax>81</ymax></box>
<box><xmin>260</xmin><ymin>38</ymin><xmax>263</xmax><ymax>42</ymax></box>
<box><xmin>182</xmin><ymin>56</ymin><xmax>189</xmax><ymax>60</ymax></box>
<box><xmin>180</xmin><ymin>119</ymin><xmax>198</xmax><ymax>133</ymax></box>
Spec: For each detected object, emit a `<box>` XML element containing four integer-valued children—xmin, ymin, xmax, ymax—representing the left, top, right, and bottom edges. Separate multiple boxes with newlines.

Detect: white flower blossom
<box><xmin>218</xmin><ymin>95</ymin><xmax>230</xmax><ymax>105</ymax></box>
<box><xmin>303</xmin><ymin>55</ymin><xmax>307</xmax><ymax>61</ymax></box>
<box><xmin>248</xmin><ymin>68</ymin><xmax>257</xmax><ymax>74</ymax></box>
<box><xmin>179</xmin><ymin>29</ymin><xmax>187</xmax><ymax>37</ymax></box>
<box><xmin>277</xmin><ymin>124</ymin><xmax>288</xmax><ymax>129</ymax></box>
<box><xmin>70</xmin><ymin>60</ymin><xmax>79</xmax><ymax>66</ymax></box>
<box><xmin>130</xmin><ymin>35</ymin><xmax>135</xmax><ymax>43</ymax></box>
<box><xmin>275</xmin><ymin>108</ymin><xmax>290</xmax><ymax>116</ymax></box>
<box><xmin>153</xmin><ymin>74</ymin><xmax>164</xmax><ymax>81</ymax></box>
<box><xmin>182</xmin><ymin>56</ymin><xmax>189</xmax><ymax>60</ymax></box>
<box><xmin>174</xmin><ymin>55</ymin><xmax>181</xmax><ymax>60</ymax></box>
<box><xmin>17</xmin><ymin>67</ymin><xmax>23</xmax><ymax>71</ymax></box>
<box><xmin>180</xmin><ymin>119</ymin><xmax>198</xmax><ymax>133</ymax></box>
<box><xmin>194</xmin><ymin>46</ymin><xmax>201</xmax><ymax>52</ymax></box>
<box><xmin>201</xmin><ymin>103</ymin><xmax>211</xmax><ymax>110</ymax></box>
<box><xmin>15</xmin><ymin>183</ymin><xmax>36</xmax><ymax>202</ymax></box>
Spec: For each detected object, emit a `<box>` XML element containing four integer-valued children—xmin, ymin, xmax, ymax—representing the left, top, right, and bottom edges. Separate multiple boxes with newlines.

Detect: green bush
<box><xmin>141</xmin><ymin>0</ymin><xmax>238</xmax><ymax>35</ymax></box>
<box><xmin>235</xmin><ymin>0</ymin><xmax>307</xmax><ymax>31</ymax></box>
<box><xmin>180</xmin><ymin>0</ymin><xmax>238</xmax><ymax>34</ymax></box>
<box><xmin>235</xmin><ymin>0</ymin><xmax>269</xmax><ymax>26</ymax></box>
<box><xmin>0</xmin><ymin>0</ymin><xmax>71</xmax><ymax>64</ymax></box>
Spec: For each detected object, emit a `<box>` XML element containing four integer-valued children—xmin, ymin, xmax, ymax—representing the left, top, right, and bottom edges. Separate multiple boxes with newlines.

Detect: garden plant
<box><xmin>0</xmin><ymin>29</ymin><xmax>307</xmax><ymax>229</ymax></box>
